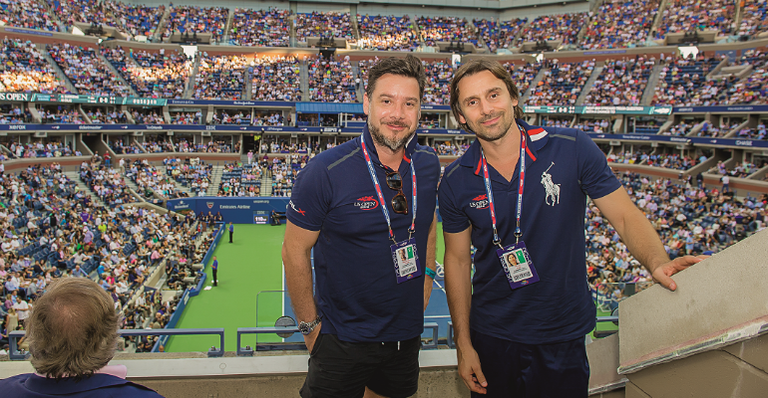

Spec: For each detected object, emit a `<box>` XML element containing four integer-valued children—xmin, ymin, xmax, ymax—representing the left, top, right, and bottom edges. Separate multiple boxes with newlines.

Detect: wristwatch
<box><xmin>298</xmin><ymin>315</ymin><xmax>322</xmax><ymax>335</ymax></box>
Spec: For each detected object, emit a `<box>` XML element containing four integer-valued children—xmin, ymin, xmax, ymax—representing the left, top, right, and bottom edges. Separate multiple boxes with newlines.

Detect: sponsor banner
<box><xmin>167</xmin><ymin>197</ymin><xmax>291</xmax><ymax>221</ymax></box>
<box><xmin>418</xmin><ymin>128</ymin><xmax>469</xmax><ymax>135</ymax></box>
<box><xmin>167</xmin><ymin>99</ymin><xmax>295</xmax><ymax>107</ymax></box>
<box><xmin>673</xmin><ymin>105</ymin><xmax>768</xmax><ymax>113</ymax></box>
<box><xmin>419</xmin><ymin>105</ymin><xmax>451</xmax><ymax>111</ymax></box>
<box><xmin>524</xmin><ymin>105</ymin><xmax>672</xmax><ymax>115</ymax></box>
<box><xmin>4</xmin><ymin>27</ymin><xmax>54</xmax><ymax>37</ymax></box>
<box><xmin>588</xmin><ymin>133</ymin><xmax>768</xmax><ymax>148</ymax></box>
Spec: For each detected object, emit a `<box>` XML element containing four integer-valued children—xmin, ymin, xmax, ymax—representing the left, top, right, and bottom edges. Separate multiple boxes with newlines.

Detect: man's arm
<box><xmin>282</xmin><ymin>220</ymin><xmax>322</xmax><ymax>350</ymax></box>
<box><xmin>424</xmin><ymin>213</ymin><xmax>438</xmax><ymax>312</ymax></box>
<box><xmin>444</xmin><ymin>226</ymin><xmax>487</xmax><ymax>394</ymax></box>
<box><xmin>592</xmin><ymin>187</ymin><xmax>704</xmax><ymax>291</ymax></box>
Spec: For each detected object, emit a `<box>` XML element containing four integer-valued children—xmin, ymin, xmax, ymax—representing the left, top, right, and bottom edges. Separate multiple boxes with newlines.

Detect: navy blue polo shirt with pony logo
<box><xmin>438</xmin><ymin>120</ymin><xmax>622</xmax><ymax>344</ymax></box>
<box><xmin>287</xmin><ymin>124</ymin><xmax>440</xmax><ymax>343</ymax></box>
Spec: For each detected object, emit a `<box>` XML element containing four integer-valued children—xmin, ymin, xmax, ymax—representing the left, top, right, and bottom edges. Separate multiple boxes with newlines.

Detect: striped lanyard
<box><xmin>480</xmin><ymin>126</ymin><xmax>527</xmax><ymax>248</ymax></box>
<box><xmin>360</xmin><ymin>136</ymin><xmax>417</xmax><ymax>243</ymax></box>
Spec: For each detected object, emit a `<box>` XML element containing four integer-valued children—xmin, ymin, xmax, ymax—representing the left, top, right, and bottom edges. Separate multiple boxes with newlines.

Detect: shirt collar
<box><xmin>459</xmin><ymin>119</ymin><xmax>548</xmax><ymax>175</ymax></box>
<box><xmin>361</xmin><ymin>121</ymin><xmax>418</xmax><ymax>168</ymax></box>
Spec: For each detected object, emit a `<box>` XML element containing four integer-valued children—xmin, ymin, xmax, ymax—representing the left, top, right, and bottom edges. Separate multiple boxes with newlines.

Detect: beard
<box><xmin>369</xmin><ymin>119</ymin><xmax>415</xmax><ymax>153</ymax></box>
<box><xmin>468</xmin><ymin>110</ymin><xmax>515</xmax><ymax>142</ymax></box>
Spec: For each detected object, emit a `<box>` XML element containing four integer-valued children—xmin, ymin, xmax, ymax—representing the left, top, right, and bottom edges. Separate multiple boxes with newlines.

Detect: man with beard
<box><xmin>438</xmin><ymin>59</ymin><xmax>704</xmax><ymax>397</ymax></box>
<box><xmin>283</xmin><ymin>55</ymin><xmax>440</xmax><ymax>398</ymax></box>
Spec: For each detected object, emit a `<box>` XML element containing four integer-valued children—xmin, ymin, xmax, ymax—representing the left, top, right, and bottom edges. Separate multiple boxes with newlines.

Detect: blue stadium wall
<box><xmin>167</xmin><ymin>197</ymin><xmax>291</xmax><ymax>223</ymax></box>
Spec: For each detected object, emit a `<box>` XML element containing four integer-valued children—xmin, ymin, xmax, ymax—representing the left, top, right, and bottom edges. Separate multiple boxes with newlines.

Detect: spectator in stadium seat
<box><xmin>283</xmin><ymin>55</ymin><xmax>440</xmax><ymax>398</ymax></box>
<box><xmin>440</xmin><ymin>59</ymin><xmax>705</xmax><ymax>396</ymax></box>
<box><xmin>0</xmin><ymin>278</ymin><xmax>163</xmax><ymax>397</ymax></box>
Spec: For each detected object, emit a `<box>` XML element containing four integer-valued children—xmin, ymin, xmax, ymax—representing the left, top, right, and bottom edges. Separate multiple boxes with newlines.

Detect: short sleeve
<box><xmin>575</xmin><ymin>130</ymin><xmax>622</xmax><ymax>200</ymax></box>
<box><xmin>438</xmin><ymin>164</ymin><xmax>471</xmax><ymax>234</ymax></box>
<box><xmin>286</xmin><ymin>159</ymin><xmax>332</xmax><ymax>231</ymax></box>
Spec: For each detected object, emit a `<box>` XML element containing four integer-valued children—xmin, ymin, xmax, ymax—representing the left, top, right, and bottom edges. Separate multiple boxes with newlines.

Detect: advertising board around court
<box><xmin>167</xmin><ymin>197</ymin><xmax>291</xmax><ymax>224</ymax></box>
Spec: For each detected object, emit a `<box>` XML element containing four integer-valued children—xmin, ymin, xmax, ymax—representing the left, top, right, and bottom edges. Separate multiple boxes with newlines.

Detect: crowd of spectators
<box><xmin>169</xmin><ymin>112</ymin><xmax>200</xmax><ymax>125</ymax></box>
<box><xmin>38</xmin><ymin>107</ymin><xmax>83</xmax><ymax>124</ymax></box>
<box><xmin>307</xmin><ymin>55</ymin><xmax>357</xmax><ymax>103</ymax></box>
<box><xmin>516</xmin><ymin>13</ymin><xmax>588</xmax><ymax>46</ymax></box>
<box><xmin>126</xmin><ymin>159</ymin><xmax>187</xmax><ymax>200</ymax></box>
<box><xmin>695</xmin><ymin>121</ymin><xmax>739</xmax><ymax>138</ymax></box>
<box><xmin>61</xmin><ymin>1</ymin><xmax>164</xmax><ymax>40</ymax></box>
<box><xmin>86</xmin><ymin>108</ymin><xmax>127</xmax><ymax>124</ymax></box>
<box><xmin>651</xmin><ymin>54</ymin><xmax>721</xmax><ymax>106</ymax></box>
<box><xmin>0</xmin><ymin>161</ymin><xmax>219</xmax><ymax>354</ymax></box>
<box><xmin>250</xmin><ymin>55</ymin><xmax>301</xmax><ymax>102</ymax></box>
<box><xmin>143</xmin><ymin>138</ymin><xmax>175</xmax><ymax>153</ymax></box>
<box><xmin>0</xmin><ymin>106</ymin><xmax>30</xmax><ymax>124</ymax></box>
<box><xmin>583</xmin><ymin>57</ymin><xmax>653</xmax><ymax>106</ymax></box>
<box><xmin>723</xmin><ymin>50</ymin><xmax>768</xmax><ymax>105</ymax></box>
<box><xmin>474</xmin><ymin>18</ymin><xmax>527</xmax><ymax>52</ymax></box>
<box><xmin>580</xmin><ymin>0</ymin><xmax>660</xmax><ymax>50</ymax></box>
<box><xmin>645</xmin><ymin>152</ymin><xmax>699</xmax><ymax>170</ymax></box>
<box><xmin>268</xmin><ymin>156</ymin><xmax>304</xmax><ymax>197</ymax></box>
<box><xmin>251</xmin><ymin>112</ymin><xmax>285</xmax><ymax>126</ymax></box>
<box><xmin>416</xmin><ymin>16</ymin><xmax>477</xmax><ymax>46</ymax></box>
<box><xmin>231</xmin><ymin>8</ymin><xmax>290</xmax><ymax>47</ymax></box>
<box><xmin>103</xmin><ymin>47</ymin><xmax>190</xmax><ymax>99</ymax></box>
<box><xmin>712</xmin><ymin>160</ymin><xmax>761</xmax><ymax>178</ymax></box>
<box><xmin>5</xmin><ymin>140</ymin><xmax>77</xmax><ymax>158</ymax></box>
<box><xmin>164</xmin><ymin>6</ymin><xmax>229</xmax><ymax>43</ymax></box>
<box><xmin>80</xmin><ymin>160</ymin><xmax>135</xmax><ymax>206</ymax></box>
<box><xmin>194</xmin><ymin>53</ymin><xmax>249</xmax><ymax>100</ymax></box>
<box><xmin>163</xmin><ymin>157</ymin><xmax>212</xmax><ymax>196</ymax></box>
<box><xmin>0</xmin><ymin>0</ymin><xmax>59</xmax><ymax>31</ymax></box>
<box><xmin>108</xmin><ymin>139</ymin><xmax>142</xmax><ymax>155</ymax></box>
<box><xmin>574</xmin><ymin>119</ymin><xmax>612</xmax><ymax>133</ymax></box>
<box><xmin>504</xmin><ymin>61</ymin><xmax>541</xmax><ymax>98</ymax></box>
<box><xmin>419</xmin><ymin>114</ymin><xmax>441</xmax><ymax>129</ymax></box>
<box><xmin>656</xmin><ymin>0</ymin><xmax>735</xmax><ymax>38</ymax></box>
<box><xmin>737</xmin><ymin>0</ymin><xmax>768</xmax><ymax>38</ymax></box>
<box><xmin>422</xmin><ymin>60</ymin><xmax>454</xmax><ymax>105</ymax></box>
<box><xmin>662</xmin><ymin>121</ymin><xmax>696</xmax><ymax>137</ymax></box>
<box><xmin>526</xmin><ymin>60</ymin><xmax>595</xmax><ymax>106</ymax></box>
<box><xmin>357</xmin><ymin>15</ymin><xmax>419</xmax><ymax>51</ymax></box>
<box><xmin>541</xmin><ymin>118</ymin><xmax>573</xmax><ymax>128</ymax></box>
<box><xmin>432</xmin><ymin>141</ymin><xmax>468</xmax><ymax>156</ymax></box>
<box><xmin>131</xmin><ymin>109</ymin><xmax>166</xmax><ymax>124</ymax></box>
<box><xmin>48</xmin><ymin>43</ymin><xmax>131</xmax><ymax>97</ymax></box>
<box><xmin>217</xmin><ymin>162</ymin><xmax>261</xmax><ymax>197</ymax></box>
<box><xmin>295</xmin><ymin>12</ymin><xmax>354</xmax><ymax>41</ymax></box>
<box><xmin>587</xmin><ymin>172</ymin><xmax>767</xmax><ymax>308</ymax></box>
<box><xmin>0</xmin><ymin>39</ymin><xmax>69</xmax><ymax>94</ymax></box>
<box><xmin>736</xmin><ymin>123</ymin><xmax>767</xmax><ymax>140</ymax></box>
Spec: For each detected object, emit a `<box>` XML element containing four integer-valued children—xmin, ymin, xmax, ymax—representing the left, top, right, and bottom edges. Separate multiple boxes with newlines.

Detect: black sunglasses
<box><xmin>386</xmin><ymin>171</ymin><xmax>408</xmax><ymax>215</ymax></box>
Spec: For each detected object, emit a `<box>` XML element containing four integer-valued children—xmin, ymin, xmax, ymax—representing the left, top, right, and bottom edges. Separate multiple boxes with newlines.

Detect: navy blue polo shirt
<box><xmin>438</xmin><ymin>120</ymin><xmax>622</xmax><ymax>345</ymax></box>
<box><xmin>287</xmin><ymin>124</ymin><xmax>440</xmax><ymax>343</ymax></box>
<box><xmin>0</xmin><ymin>373</ymin><xmax>162</xmax><ymax>397</ymax></box>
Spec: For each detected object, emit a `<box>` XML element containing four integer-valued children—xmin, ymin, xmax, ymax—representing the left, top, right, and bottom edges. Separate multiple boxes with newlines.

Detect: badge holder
<box><xmin>496</xmin><ymin>239</ymin><xmax>539</xmax><ymax>290</ymax></box>
<box><xmin>391</xmin><ymin>237</ymin><xmax>422</xmax><ymax>284</ymax></box>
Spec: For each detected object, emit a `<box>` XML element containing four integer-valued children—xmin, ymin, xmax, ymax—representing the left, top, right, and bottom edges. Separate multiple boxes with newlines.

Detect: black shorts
<box><xmin>471</xmin><ymin>329</ymin><xmax>589</xmax><ymax>398</ymax></box>
<box><xmin>300</xmin><ymin>334</ymin><xmax>420</xmax><ymax>398</ymax></box>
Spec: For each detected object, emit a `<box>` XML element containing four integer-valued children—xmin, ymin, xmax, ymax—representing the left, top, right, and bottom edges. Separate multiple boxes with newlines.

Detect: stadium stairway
<box><xmin>352</xmin><ymin>62</ymin><xmax>363</xmax><ymax>100</ymax></box>
<box><xmin>152</xmin><ymin>7</ymin><xmax>172</xmax><ymax>43</ymax></box>
<box><xmin>221</xmin><ymin>8</ymin><xmax>235</xmax><ymax>45</ymax></box>
<box><xmin>260</xmin><ymin>172</ymin><xmax>272</xmax><ymax>196</ymax></box>
<box><xmin>206</xmin><ymin>165</ymin><xmax>223</xmax><ymax>196</ymax></box>
<box><xmin>100</xmin><ymin>52</ymin><xmax>139</xmax><ymax>97</ymax></box>
<box><xmin>244</xmin><ymin>68</ymin><xmax>254</xmax><ymax>101</ymax></box>
<box><xmin>65</xmin><ymin>170</ymin><xmax>107</xmax><ymax>207</ymax></box>
<box><xmin>640</xmin><ymin>63</ymin><xmax>663</xmax><ymax>106</ymax></box>
<box><xmin>299</xmin><ymin>61</ymin><xmax>310</xmax><ymax>102</ymax></box>
<box><xmin>521</xmin><ymin>66</ymin><xmax>547</xmax><ymax>104</ymax></box>
<box><xmin>37</xmin><ymin>43</ymin><xmax>78</xmax><ymax>94</ymax></box>
<box><xmin>182</xmin><ymin>55</ymin><xmax>201</xmax><ymax>99</ymax></box>
<box><xmin>576</xmin><ymin>61</ymin><xmax>605</xmax><ymax>106</ymax></box>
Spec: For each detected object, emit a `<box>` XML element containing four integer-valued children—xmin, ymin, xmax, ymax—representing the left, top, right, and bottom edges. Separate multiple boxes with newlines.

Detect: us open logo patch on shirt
<box><xmin>469</xmin><ymin>194</ymin><xmax>489</xmax><ymax>209</ymax></box>
<box><xmin>354</xmin><ymin>196</ymin><xmax>379</xmax><ymax>210</ymax></box>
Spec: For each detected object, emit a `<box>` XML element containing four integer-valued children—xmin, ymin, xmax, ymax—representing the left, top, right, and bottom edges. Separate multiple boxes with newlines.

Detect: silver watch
<box><xmin>298</xmin><ymin>315</ymin><xmax>322</xmax><ymax>335</ymax></box>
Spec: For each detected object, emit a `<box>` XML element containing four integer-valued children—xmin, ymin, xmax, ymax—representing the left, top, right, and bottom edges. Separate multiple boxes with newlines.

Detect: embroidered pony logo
<box><xmin>541</xmin><ymin>162</ymin><xmax>560</xmax><ymax>206</ymax></box>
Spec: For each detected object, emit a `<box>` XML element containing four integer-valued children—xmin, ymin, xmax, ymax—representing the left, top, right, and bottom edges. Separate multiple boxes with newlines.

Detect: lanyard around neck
<box><xmin>360</xmin><ymin>136</ymin><xmax>417</xmax><ymax>243</ymax></box>
<box><xmin>480</xmin><ymin>126</ymin><xmax>527</xmax><ymax>248</ymax></box>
